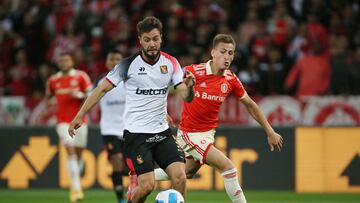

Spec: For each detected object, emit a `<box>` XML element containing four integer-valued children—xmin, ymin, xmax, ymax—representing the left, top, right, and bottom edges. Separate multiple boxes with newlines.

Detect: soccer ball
<box><xmin>155</xmin><ymin>189</ymin><xmax>184</xmax><ymax>203</ymax></box>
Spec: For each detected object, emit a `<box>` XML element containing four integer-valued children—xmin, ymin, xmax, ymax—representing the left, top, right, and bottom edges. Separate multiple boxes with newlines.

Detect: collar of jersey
<box><xmin>205</xmin><ymin>60</ymin><xmax>226</xmax><ymax>76</ymax></box>
<box><xmin>57</xmin><ymin>69</ymin><xmax>76</xmax><ymax>77</ymax></box>
<box><xmin>140</xmin><ymin>52</ymin><xmax>160</xmax><ymax>66</ymax></box>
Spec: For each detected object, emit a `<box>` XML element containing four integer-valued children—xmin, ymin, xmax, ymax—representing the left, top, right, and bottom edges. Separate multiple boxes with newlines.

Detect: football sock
<box><xmin>77</xmin><ymin>159</ymin><xmax>84</xmax><ymax>174</ymax></box>
<box><xmin>221</xmin><ymin>168</ymin><xmax>247</xmax><ymax>203</ymax></box>
<box><xmin>112</xmin><ymin>171</ymin><xmax>124</xmax><ymax>201</ymax></box>
<box><xmin>154</xmin><ymin>168</ymin><xmax>169</xmax><ymax>181</ymax></box>
<box><xmin>68</xmin><ymin>154</ymin><xmax>81</xmax><ymax>191</ymax></box>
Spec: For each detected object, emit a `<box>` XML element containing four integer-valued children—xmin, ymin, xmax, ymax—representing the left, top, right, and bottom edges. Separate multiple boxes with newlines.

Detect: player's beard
<box><xmin>143</xmin><ymin>48</ymin><xmax>160</xmax><ymax>62</ymax></box>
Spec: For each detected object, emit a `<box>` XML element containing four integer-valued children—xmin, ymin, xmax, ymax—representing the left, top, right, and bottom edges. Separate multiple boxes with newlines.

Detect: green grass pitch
<box><xmin>0</xmin><ymin>189</ymin><xmax>359</xmax><ymax>203</ymax></box>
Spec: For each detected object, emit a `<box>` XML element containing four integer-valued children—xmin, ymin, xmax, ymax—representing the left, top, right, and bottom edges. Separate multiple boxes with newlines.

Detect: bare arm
<box><xmin>240</xmin><ymin>94</ymin><xmax>283</xmax><ymax>151</ymax></box>
<box><xmin>176</xmin><ymin>70</ymin><xmax>195</xmax><ymax>102</ymax></box>
<box><xmin>68</xmin><ymin>79</ymin><xmax>114</xmax><ymax>137</ymax></box>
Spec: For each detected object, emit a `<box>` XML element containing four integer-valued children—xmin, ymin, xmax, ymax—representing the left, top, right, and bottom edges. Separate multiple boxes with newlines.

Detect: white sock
<box><xmin>154</xmin><ymin>168</ymin><xmax>169</xmax><ymax>181</ymax></box>
<box><xmin>78</xmin><ymin>159</ymin><xmax>84</xmax><ymax>173</ymax></box>
<box><xmin>68</xmin><ymin>154</ymin><xmax>81</xmax><ymax>191</ymax></box>
<box><xmin>221</xmin><ymin>168</ymin><xmax>247</xmax><ymax>203</ymax></box>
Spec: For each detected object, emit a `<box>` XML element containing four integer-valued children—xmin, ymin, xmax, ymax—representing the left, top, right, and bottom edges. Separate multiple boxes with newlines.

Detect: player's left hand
<box><xmin>267</xmin><ymin>131</ymin><xmax>283</xmax><ymax>152</ymax></box>
<box><xmin>183</xmin><ymin>70</ymin><xmax>196</xmax><ymax>87</ymax></box>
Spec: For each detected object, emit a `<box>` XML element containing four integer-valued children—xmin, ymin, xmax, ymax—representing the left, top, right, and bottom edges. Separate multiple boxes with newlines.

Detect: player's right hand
<box><xmin>183</xmin><ymin>70</ymin><xmax>196</xmax><ymax>87</ymax></box>
<box><xmin>267</xmin><ymin>131</ymin><xmax>283</xmax><ymax>152</ymax></box>
<box><xmin>68</xmin><ymin>116</ymin><xmax>82</xmax><ymax>138</ymax></box>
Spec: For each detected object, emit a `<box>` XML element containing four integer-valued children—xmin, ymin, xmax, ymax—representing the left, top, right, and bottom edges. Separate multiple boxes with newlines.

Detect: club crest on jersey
<box><xmin>70</xmin><ymin>79</ymin><xmax>78</xmax><ymax>86</ymax></box>
<box><xmin>136</xmin><ymin>155</ymin><xmax>144</xmax><ymax>164</ymax></box>
<box><xmin>160</xmin><ymin>65</ymin><xmax>168</xmax><ymax>74</ymax></box>
<box><xmin>221</xmin><ymin>83</ymin><xmax>228</xmax><ymax>93</ymax></box>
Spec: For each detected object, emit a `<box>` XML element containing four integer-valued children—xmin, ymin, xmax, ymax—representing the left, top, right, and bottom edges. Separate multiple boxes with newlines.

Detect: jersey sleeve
<box><xmin>106</xmin><ymin>62</ymin><xmax>126</xmax><ymax>86</ymax></box>
<box><xmin>171</xmin><ymin>58</ymin><xmax>184</xmax><ymax>87</ymax></box>
<box><xmin>231</xmin><ymin>73</ymin><xmax>247</xmax><ymax>99</ymax></box>
<box><xmin>79</xmin><ymin>71</ymin><xmax>93</xmax><ymax>93</ymax></box>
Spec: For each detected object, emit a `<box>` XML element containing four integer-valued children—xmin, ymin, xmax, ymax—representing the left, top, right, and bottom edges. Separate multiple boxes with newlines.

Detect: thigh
<box><xmin>154</xmin><ymin>129</ymin><xmax>185</xmax><ymax>170</ymax></box>
<box><xmin>123</xmin><ymin>130</ymin><xmax>154</xmax><ymax>175</ymax></box>
<box><xmin>56</xmin><ymin>123</ymin><xmax>75</xmax><ymax>147</ymax></box>
<box><xmin>177</xmin><ymin>129</ymin><xmax>215</xmax><ymax>164</ymax></box>
<box><xmin>102</xmin><ymin>135</ymin><xmax>124</xmax><ymax>159</ymax></box>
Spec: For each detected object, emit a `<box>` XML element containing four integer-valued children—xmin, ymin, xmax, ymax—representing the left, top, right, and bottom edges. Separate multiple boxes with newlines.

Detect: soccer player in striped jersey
<box><xmin>154</xmin><ymin>34</ymin><xmax>283</xmax><ymax>203</ymax></box>
<box><xmin>45</xmin><ymin>53</ymin><xmax>92</xmax><ymax>202</ymax></box>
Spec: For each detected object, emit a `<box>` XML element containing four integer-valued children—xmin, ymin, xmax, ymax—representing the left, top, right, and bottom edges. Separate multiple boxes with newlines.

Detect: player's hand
<box><xmin>183</xmin><ymin>70</ymin><xmax>195</xmax><ymax>87</ymax></box>
<box><xmin>167</xmin><ymin>114</ymin><xmax>176</xmax><ymax>128</ymax></box>
<box><xmin>267</xmin><ymin>131</ymin><xmax>283</xmax><ymax>152</ymax></box>
<box><xmin>69</xmin><ymin>90</ymin><xmax>85</xmax><ymax>99</ymax></box>
<box><xmin>68</xmin><ymin>116</ymin><xmax>83</xmax><ymax>138</ymax></box>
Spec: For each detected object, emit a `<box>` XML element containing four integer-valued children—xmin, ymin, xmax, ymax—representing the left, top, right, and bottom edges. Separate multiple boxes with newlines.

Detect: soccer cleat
<box><xmin>69</xmin><ymin>190</ymin><xmax>84</xmax><ymax>202</ymax></box>
<box><xmin>127</xmin><ymin>172</ymin><xmax>138</xmax><ymax>201</ymax></box>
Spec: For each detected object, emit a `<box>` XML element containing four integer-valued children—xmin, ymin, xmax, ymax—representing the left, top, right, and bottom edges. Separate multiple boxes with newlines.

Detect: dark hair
<box><xmin>108</xmin><ymin>49</ymin><xmax>122</xmax><ymax>55</ymax></box>
<box><xmin>213</xmin><ymin>34</ymin><xmax>236</xmax><ymax>48</ymax></box>
<box><xmin>137</xmin><ymin>16</ymin><xmax>163</xmax><ymax>36</ymax></box>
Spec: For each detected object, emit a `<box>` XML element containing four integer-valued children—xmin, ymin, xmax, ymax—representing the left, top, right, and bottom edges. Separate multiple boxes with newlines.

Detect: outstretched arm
<box><xmin>176</xmin><ymin>70</ymin><xmax>195</xmax><ymax>102</ymax></box>
<box><xmin>68</xmin><ymin>79</ymin><xmax>114</xmax><ymax>137</ymax></box>
<box><xmin>240</xmin><ymin>94</ymin><xmax>283</xmax><ymax>151</ymax></box>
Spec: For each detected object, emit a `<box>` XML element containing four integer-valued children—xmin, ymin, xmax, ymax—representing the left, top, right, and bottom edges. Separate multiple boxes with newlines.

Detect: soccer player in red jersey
<box><xmin>45</xmin><ymin>53</ymin><xmax>92</xmax><ymax>202</ymax></box>
<box><xmin>155</xmin><ymin>34</ymin><xmax>283</xmax><ymax>203</ymax></box>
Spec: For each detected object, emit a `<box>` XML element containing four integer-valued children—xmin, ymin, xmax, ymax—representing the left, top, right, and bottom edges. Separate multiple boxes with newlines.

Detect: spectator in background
<box><xmin>33</xmin><ymin>63</ymin><xmax>53</xmax><ymax>100</ymax></box>
<box><xmin>47</xmin><ymin>18</ymin><xmax>84</xmax><ymax>62</ymax></box>
<box><xmin>287</xmin><ymin>23</ymin><xmax>310</xmax><ymax>61</ymax></box>
<box><xmin>6</xmin><ymin>48</ymin><xmax>34</xmax><ymax>96</ymax></box>
<box><xmin>259</xmin><ymin>45</ymin><xmax>286</xmax><ymax>95</ymax></box>
<box><xmin>329</xmin><ymin>35</ymin><xmax>351</xmax><ymax>94</ymax></box>
<box><xmin>238</xmin><ymin>55</ymin><xmax>260</xmax><ymax>95</ymax></box>
<box><xmin>348</xmin><ymin>46</ymin><xmax>360</xmax><ymax>94</ymax></box>
<box><xmin>285</xmin><ymin>40</ymin><xmax>331</xmax><ymax>96</ymax></box>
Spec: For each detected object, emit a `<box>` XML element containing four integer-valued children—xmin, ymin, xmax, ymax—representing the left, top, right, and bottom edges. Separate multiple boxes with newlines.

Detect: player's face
<box><xmin>106</xmin><ymin>53</ymin><xmax>122</xmax><ymax>70</ymax></box>
<box><xmin>139</xmin><ymin>28</ymin><xmax>162</xmax><ymax>61</ymax></box>
<box><xmin>211</xmin><ymin>42</ymin><xmax>235</xmax><ymax>70</ymax></box>
<box><xmin>58</xmin><ymin>55</ymin><xmax>74</xmax><ymax>72</ymax></box>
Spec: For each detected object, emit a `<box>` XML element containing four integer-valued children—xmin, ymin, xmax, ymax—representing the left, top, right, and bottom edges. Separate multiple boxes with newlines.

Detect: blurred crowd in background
<box><xmin>1</xmin><ymin>0</ymin><xmax>360</xmax><ymax>101</ymax></box>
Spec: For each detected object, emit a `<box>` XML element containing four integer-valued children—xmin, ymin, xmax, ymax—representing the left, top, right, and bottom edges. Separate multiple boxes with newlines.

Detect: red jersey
<box><xmin>180</xmin><ymin>61</ymin><xmax>247</xmax><ymax>132</ymax></box>
<box><xmin>47</xmin><ymin>69</ymin><xmax>92</xmax><ymax>123</ymax></box>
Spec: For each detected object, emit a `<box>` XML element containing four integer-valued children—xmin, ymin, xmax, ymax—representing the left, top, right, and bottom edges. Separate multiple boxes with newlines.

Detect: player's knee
<box><xmin>139</xmin><ymin>181</ymin><xmax>155</xmax><ymax>195</ymax></box>
<box><xmin>221</xmin><ymin>159</ymin><xmax>235</xmax><ymax>172</ymax></box>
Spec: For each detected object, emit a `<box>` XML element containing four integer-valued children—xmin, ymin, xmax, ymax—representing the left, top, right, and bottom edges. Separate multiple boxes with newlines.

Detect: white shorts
<box><xmin>176</xmin><ymin>129</ymin><xmax>215</xmax><ymax>164</ymax></box>
<box><xmin>56</xmin><ymin>123</ymin><xmax>88</xmax><ymax>148</ymax></box>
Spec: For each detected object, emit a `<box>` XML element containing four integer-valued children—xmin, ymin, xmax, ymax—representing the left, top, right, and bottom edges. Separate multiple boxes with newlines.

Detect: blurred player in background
<box><xmin>68</xmin><ymin>16</ymin><xmax>195</xmax><ymax>203</ymax></box>
<box><xmin>45</xmin><ymin>53</ymin><xmax>92</xmax><ymax>202</ymax></box>
<box><xmin>154</xmin><ymin>34</ymin><xmax>283</xmax><ymax>203</ymax></box>
<box><xmin>96</xmin><ymin>49</ymin><xmax>127</xmax><ymax>203</ymax></box>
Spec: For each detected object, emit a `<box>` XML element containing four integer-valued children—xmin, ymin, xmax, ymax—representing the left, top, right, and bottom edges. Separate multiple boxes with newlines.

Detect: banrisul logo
<box><xmin>135</xmin><ymin>87</ymin><xmax>168</xmax><ymax>95</ymax></box>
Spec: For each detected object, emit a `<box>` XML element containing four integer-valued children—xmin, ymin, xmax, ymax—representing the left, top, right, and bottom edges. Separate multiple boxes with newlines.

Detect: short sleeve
<box><xmin>106</xmin><ymin>63</ymin><xmax>125</xmax><ymax>86</ymax></box>
<box><xmin>171</xmin><ymin>58</ymin><xmax>184</xmax><ymax>86</ymax></box>
<box><xmin>231</xmin><ymin>73</ymin><xmax>247</xmax><ymax>99</ymax></box>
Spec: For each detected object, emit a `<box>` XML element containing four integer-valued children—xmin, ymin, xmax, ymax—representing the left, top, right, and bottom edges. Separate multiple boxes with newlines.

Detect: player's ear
<box><xmin>211</xmin><ymin>49</ymin><xmax>215</xmax><ymax>58</ymax></box>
